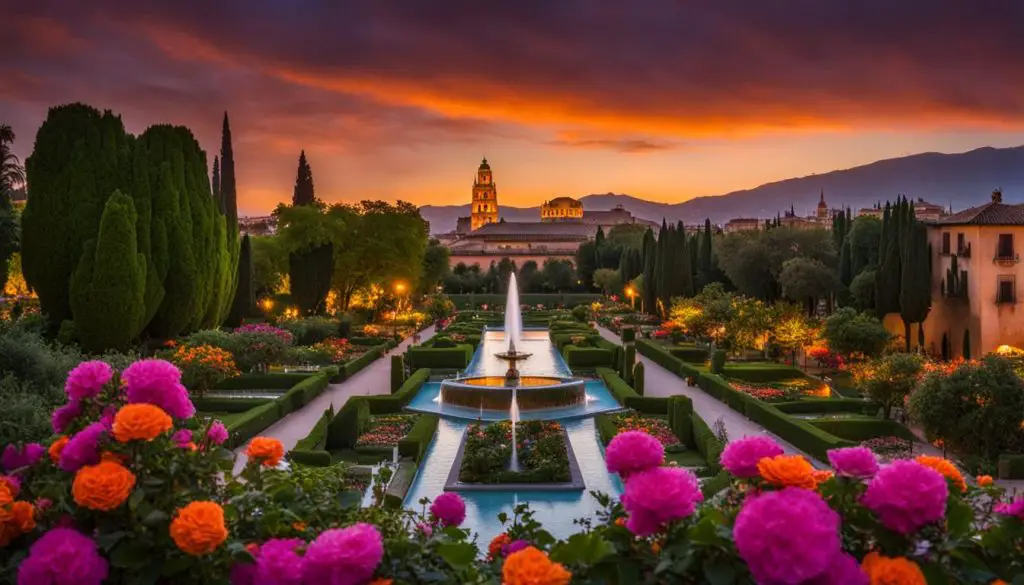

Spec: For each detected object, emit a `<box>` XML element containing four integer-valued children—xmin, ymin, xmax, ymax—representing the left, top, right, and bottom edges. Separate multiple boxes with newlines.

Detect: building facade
<box><xmin>470</xmin><ymin>158</ymin><xmax>499</xmax><ymax>231</ymax></box>
<box><xmin>541</xmin><ymin>197</ymin><xmax>584</xmax><ymax>221</ymax></box>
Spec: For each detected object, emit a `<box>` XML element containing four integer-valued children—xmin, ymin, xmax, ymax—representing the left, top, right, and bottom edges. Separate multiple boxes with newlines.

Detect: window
<box><xmin>941</xmin><ymin>232</ymin><xmax>950</xmax><ymax>255</ymax></box>
<box><xmin>956</xmin><ymin>233</ymin><xmax>965</xmax><ymax>253</ymax></box>
<box><xmin>998</xmin><ymin>276</ymin><xmax>1016</xmax><ymax>304</ymax></box>
<box><xmin>997</xmin><ymin>234</ymin><xmax>1015</xmax><ymax>259</ymax></box>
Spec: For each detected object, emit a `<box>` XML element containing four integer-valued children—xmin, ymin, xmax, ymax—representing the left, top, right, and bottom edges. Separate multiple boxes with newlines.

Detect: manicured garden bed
<box><xmin>458</xmin><ymin>420</ymin><xmax>570</xmax><ymax>484</ymax></box>
<box><xmin>605</xmin><ymin>412</ymin><xmax>706</xmax><ymax>468</ymax></box>
<box><xmin>355</xmin><ymin>414</ymin><xmax>416</xmax><ymax>449</ymax></box>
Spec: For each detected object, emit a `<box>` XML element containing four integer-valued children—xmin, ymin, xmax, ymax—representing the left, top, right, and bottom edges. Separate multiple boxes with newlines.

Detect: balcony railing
<box><xmin>957</xmin><ymin>243</ymin><xmax>971</xmax><ymax>258</ymax></box>
<box><xmin>993</xmin><ymin>253</ymin><xmax>1019</xmax><ymax>266</ymax></box>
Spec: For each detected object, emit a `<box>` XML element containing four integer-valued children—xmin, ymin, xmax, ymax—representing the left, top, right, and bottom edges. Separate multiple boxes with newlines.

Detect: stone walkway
<box><xmin>232</xmin><ymin>326</ymin><xmax>437</xmax><ymax>473</ymax></box>
<box><xmin>595</xmin><ymin>326</ymin><xmax>817</xmax><ymax>463</ymax></box>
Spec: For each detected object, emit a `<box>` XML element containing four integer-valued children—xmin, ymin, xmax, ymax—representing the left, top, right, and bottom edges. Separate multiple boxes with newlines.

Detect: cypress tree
<box><xmin>962</xmin><ymin>329</ymin><xmax>971</xmax><ymax>359</ymax></box>
<box><xmin>875</xmin><ymin>201</ymin><xmax>902</xmax><ymax>315</ymax></box>
<box><xmin>227</xmin><ymin>234</ymin><xmax>254</xmax><ymax>325</ymax></box>
<box><xmin>212</xmin><ymin>155</ymin><xmax>220</xmax><ymax>206</ymax></box>
<box><xmin>677</xmin><ymin>222</ymin><xmax>694</xmax><ymax>297</ymax></box>
<box><xmin>839</xmin><ymin>238</ymin><xmax>852</xmax><ymax>287</ymax></box>
<box><xmin>641</xmin><ymin>228</ymin><xmax>657</xmax><ymax>313</ymax></box>
<box><xmin>289</xmin><ymin>243</ymin><xmax>334</xmax><ymax>314</ymax></box>
<box><xmin>70</xmin><ymin>192</ymin><xmax>147</xmax><ymax>352</ymax></box>
<box><xmin>655</xmin><ymin>221</ymin><xmax>671</xmax><ymax>312</ymax></box>
<box><xmin>699</xmin><ymin>218</ymin><xmax>713</xmax><ymax>272</ymax></box>
<box><xmin>292</xmin><ymin>150</ymin><xmax>317</xmax><ymax>207</ymax></box>
<box><xmin>220</xmin><ymin>113</ymin><xmax>237</xmax><ymax>227</ymax></box>
<box><xmin>899</xmin><ymin>221</ymin><xmax>931</xmax><ymax>350</ymax></box>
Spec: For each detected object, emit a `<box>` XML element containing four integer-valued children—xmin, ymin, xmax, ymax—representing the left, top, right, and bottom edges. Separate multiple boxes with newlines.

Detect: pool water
<box><xmin>403</xmin><ymin>327</ymin><xmax>625</xmax><ymax>540</ymax></box>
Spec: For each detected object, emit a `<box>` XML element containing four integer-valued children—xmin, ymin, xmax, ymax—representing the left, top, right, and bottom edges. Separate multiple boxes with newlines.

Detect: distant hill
<box><xmin>420</xmin><ymin>145</ymin><xmax>1024</xmax><ymax>233</ymax></box>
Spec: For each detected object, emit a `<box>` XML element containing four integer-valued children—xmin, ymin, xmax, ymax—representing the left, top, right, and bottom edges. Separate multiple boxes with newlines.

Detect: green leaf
<box><xmin>549</xmin><ymin>532</ymin><xmax>615</xmax><ymax>566</ymax></box>
<box><xmin>95</xmin><ymin>531</ymin><xmax>127</xmax><ymax>552</ymax></box>
<box><xmin>689</xmin><ymin>515</ymin><xmax>725</xmax><ymax>546</ymax></box>
<box><xmin>141</xmin><ymin>510</ymin><xmax>169</xmax><ymax>527</ymax></box>
<box><xmin>437</xmin><ymin>541</ymin><xmax>476</xmax><ymax>569</ymax></box>
<box><xmin>160</xmin><ymin>555</ymin><xmax>194</xmax><ymax>576</ymax></box>
<box><xmin>110</xmin><ymin>540</ymin><xmax>151</xmax><ymax>569</ymax></box>
<box><xmin>228</xmin><ymin>541</ymin><xmax>256</xmax><ymax>563</ymax></box>
<box><xmin>497</xmin><ymin>512</ymin><xmax>508</xmax><ymax>525</ymax></box>
<box><xmin>946</xmin><ymin>498</ymin><xmax>973</xmax><ymax>537</ymax></box>
<box><xmin>919</xmin><ymin>561</ymin><xmax>949</xmax><ymax>585</ymax></box>
<box><xmin>703</xmin><ymin>560</ymin><xmax>738</xmax><ymax>585</ymax></box>
<box><xmin>128</xmin><ymin>488</ymin><xmax>145</xmax><ymax>511</ymax></box>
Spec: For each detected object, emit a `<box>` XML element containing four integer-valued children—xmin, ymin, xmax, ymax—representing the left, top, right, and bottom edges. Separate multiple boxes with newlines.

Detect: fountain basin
<box><xmin>439</xmin><ymin>377</ymin><xmax>586</xmax><ymax>411</ymax></box>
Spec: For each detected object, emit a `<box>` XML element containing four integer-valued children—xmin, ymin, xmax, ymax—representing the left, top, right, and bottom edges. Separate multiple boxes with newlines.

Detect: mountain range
<box><xmin>420</xmin><ymin>145</ymin><xmax>1024</xmax><ymax>233</ymax></box>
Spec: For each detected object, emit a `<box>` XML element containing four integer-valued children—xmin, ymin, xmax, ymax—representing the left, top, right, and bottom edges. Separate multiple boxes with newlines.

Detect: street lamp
<box><xmin>392</xmin><ymin>281</ymin><xmax>407</xmax><ymax>336</ymax></box>
<box><xmin>625</xmin><ymin>286</ymin><xmax>636</xmax><ymax>310</ymax></box>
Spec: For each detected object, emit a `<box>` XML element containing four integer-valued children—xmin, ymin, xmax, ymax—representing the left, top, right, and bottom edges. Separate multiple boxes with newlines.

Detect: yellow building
<box><xmin>470</xmin><ymin>158</ymin><xmax>498</xmax><ymax>231</ymax></box>
<box><xmin>541</xmin><ymin>197</ymin><xmax>583</xmax><ymax>221</ymax></box>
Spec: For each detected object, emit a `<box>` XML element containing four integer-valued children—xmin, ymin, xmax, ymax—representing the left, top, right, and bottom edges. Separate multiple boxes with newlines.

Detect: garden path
<box><xmin>595</xmin><ymin>326</ymin><xmax>820</xmax><ymax>464</ymax></box>
<box><xmin>232</xmin><ymin>325</ymin><xmax>437</xmax><ymax>473</ymax></box>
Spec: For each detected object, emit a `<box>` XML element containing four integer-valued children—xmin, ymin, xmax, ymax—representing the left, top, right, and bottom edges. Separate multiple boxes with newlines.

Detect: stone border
<box><xmin>443</xmin><ymin>426</ymin><xmax>585</xmax><ymax>492</ymax></box>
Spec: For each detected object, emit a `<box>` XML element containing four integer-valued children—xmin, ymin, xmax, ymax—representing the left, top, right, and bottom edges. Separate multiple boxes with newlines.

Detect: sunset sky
<box><xmin>3</xmin><ymin>2</ymin><xmax>1024</xmax><ymax>216</ymax></box>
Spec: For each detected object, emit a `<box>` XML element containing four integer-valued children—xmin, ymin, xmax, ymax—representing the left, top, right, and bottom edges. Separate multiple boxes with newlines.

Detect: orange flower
<box><xmin>170</xmin><ymin>501</ymin><xmax>228</xmax><ymax>556</ymax></box>
<box><xmin>72</xmin><ymin>461</ymin><xmax>136</xmax><ymax>511</ymax></box>
<box><xmin>502</xmin><ymin>546</ymin><xmax>572</xmax><ymax>585</ymax></box>
<box><xmin>757</xmin><ymin>455</ymin><xmax>818</xmax><ymax>490</ymax></box>
<box><xmin>861</xmin><ymin>552</ymin><xmax>926</xmax><ymax>585</ymax></box>
<box><xmin>49</xmin><ymin>436</ymin><xmax>69</xmax><ymax>463</ymax></box>
<box><xmin>369</xmin><ymin>580</ymin><xmax>393</xmax><ymax>585</ymax></box>
<box><xmin>0</xmin><ymin>501</ymin><xmax>35</xmax><ymax>546</ymax></box>
<box><xmin>0</xmin><ymin>483</ymin><xmax>11</xmax><ymax>508</ymax></box>
<box><xmin>915</xmin><ymin>456</ymin><xmax>967</xmax><ymax>493</ymax></box>
<box><xmin>813</xmin><ymin>470</ymin><xmax>834</xmax><ymax>484</ymax></box>
<box><xmin>246</xmin><ymin>437</ymin><xmax>285</xmax><ymax>467</ymax></box>
<box><xmin>292</xmin><ymin>522</ymin><xmax>306</xmax><ymax>533</ymax></box>
<box><xmin>650</xmin><ymin>541</ymin><xmax>662</xmax><ymax>554</ymax></box>
<box><xmin>614</xmin><ymin>517</ymin><xmax>627</xmax><ymax>527</ymax></box>
<box><xmin>976</xmin><ymin>475</ymin><xmax>994</xmax><ymax>487</ymax></box>
<box><xmin>489</xmin><ymin>533</ymin><xmax>511</xmax><ymax>559</ymax></box>
<box><xmin>0</xmin><ymin>476</ymin><xmax>18</xmax><ymax>498</ymax></box>
<box><xmin>112</xmin><ymin>403</ymin><xmax>173</xmax><ymax>443</ymax></box>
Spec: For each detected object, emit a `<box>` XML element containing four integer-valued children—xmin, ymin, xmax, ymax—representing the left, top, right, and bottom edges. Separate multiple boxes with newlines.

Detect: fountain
<box><xmin>493</xmin><ymin>274</ymin><xmax>532</xmax><ymax>384</ymax></box>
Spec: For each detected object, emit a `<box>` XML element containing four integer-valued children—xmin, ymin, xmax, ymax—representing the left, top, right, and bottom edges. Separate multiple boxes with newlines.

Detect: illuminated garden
<box><xmin>1</xmin><ymin>106</ymin><xmax>1023</xmax><ymax>585</ymax></box>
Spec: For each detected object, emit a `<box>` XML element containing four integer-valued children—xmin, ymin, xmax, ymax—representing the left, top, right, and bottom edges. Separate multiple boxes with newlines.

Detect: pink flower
<box><xmin>734</xmin><ymin>487</ymin><xmax>841</xmax><ymax>585</ymax></box>
<box><xmin>65</xmin><ymin>361</ymin><xmax>113</xmax><ymax>401</ymax></box>
<box><xmin>995</xmin><ymin>495</ymin><xmax>1024</xmax><ymax>520</ymax></box>
<box><xmin>51</xmin><ymin>401</ymin><xmax>82</xmax><ymax>434</ymax></box>
<box><xmin>172</xmin><ymin>429</ymin><xmax>193</xmax><ymax>449</ymax></box>
<box><xmin>720</xmin><ymin>436</ymin><xmax>784</xmax><ymax>478</ymax></box>
<box><xmin>122</xmin><ymin>359</ymin><xmax>195</xmax><ymax>419</ymax></box>
<box><xmin>302</xmin><ymin>523</ymin><xmax>383</xmax><ymax>585</ymax></box>
<box><xmin>1</xmin><ymin>474</ymin><xmax>21</xmax><ymax>496</ymax></box>
<box><xmin>622</xmin><ymin>466</ymin><xmax>703</xmax><ymax>536</ymax></box>
<box><xmin>17</xmin><ymin>528</ymin><xmax>109</xmax><ymax>585</ymax></box>
<box><xmin>807</xmin><ymin>553</ymin><xmax>868</xmax><ymax>585</ymax></box>
<box><xmin>416</xmin><ymin>522</ymin><xmax>433</xmax><ymax>537</ymax></box>
<box><xmin>99</xmin><ymin>405</ymin><xmax>117</xmax><ymax>427</ymax></box>
<box><xmin>430</xmin><ymin>492</ymin><xmax>466</xmax><ymax>527</ymax></box>
<box><xmin>605</xmin><ymin>431</ymin><xmax>664</xmax><ymax>478</ymax></box>
<box><xmin>861</xmin><ymin>460</ymin><xmax>948</xmax><ymax>535</ymax></box>
<box><xmin>827</xmin><ymin>447</ymin><xmax>879</xmax><ymax>479</ymax></box>
<box><xmin>207</xmin><ymin>421</ymin><xmax>229</xmax><ymax>445</ymax></box>
<box><xmin>255</xmin><ymin>538</ymin><xmax>305</xmax><ymax>585</ymax></box>
<box><xmin>2</xmin><ymin>443</ymin><xmax>45</xmax><ymax>471</ymax></box>
<box><xmin>502</xmin><ymin>539</ymin><xmax>530</xmax><ymax>557</ymax></box>
<box><xmin>58</xmin><ymin>421</ymin><xmax>108</xmax><ymax>473</ymax></box>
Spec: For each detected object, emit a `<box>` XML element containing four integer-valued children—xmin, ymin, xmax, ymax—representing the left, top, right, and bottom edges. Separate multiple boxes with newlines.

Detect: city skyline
<box><xmin>4</xmin><ymin>2</ymin><xmax>1024</xmax><ymax>215</ymax></box>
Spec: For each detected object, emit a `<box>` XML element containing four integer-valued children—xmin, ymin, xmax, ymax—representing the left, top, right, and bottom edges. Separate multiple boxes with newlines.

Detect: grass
<box><xmin>200</xmin><ymin>411</ymin><xmax>248</xmax><ymax>428</ymax></box>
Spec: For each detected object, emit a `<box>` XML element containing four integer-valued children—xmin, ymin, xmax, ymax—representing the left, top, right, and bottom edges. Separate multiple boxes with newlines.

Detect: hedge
<box><xmin>390</xmin><ymin>355</ymin><xmax>406</xmax><ymax>393</ymax></box>
<box><xmin>215</xmin><ymin>372</ymin><xmax>314</xmax><ymax>390</ymax></box>
<box><xmin>701</xmin><ymin>470</ymin><xmax>731</xmax><ymax>498</ymax></box>
<box><xmin>342</xmin><ymin>344</ymin><xmax>388</xmax><ymax>379</ymax></box>
<box><xmin>366</xmin><ymin>368</ymin><xmax>430</xmax><ymax>414</ymax></box>
<box><xmin>226</xmin><ymin>402</ymin><xmax>282</xmax><ymax>449</ymax></box>
<box><xmin>407</xmin><ymin>345</ymin><xmax>473</xmax><ymax>369</ymax></box>
<box><xmin>275</xmin><ymin>371</ymin><xmax>330</xmax><ymax>416</ymax></box>
<box><xmin>596</xmin><ymin>414</ymin><xmax>619</xmax><ymax>445</ymax></box>
<box><xmin>698</xmin><ymin>373</ymin><xmax>755</xmax><ymax>413</ymax></box>
<box><xmin>633</xmin><ymin>362</ymin><xmax>645</xmax><ymax>395</ymax></box>
<box><xmin>774</xmin><ymin>399</ymin><xmax>878</xmax><ymax>415</ymax></box>
<box><xmin>998</xmin><ymin>454</ymin><xmax>1024</xmax><ymax>479</ymax></box>
<box><xmin>597</xmin><ymin>367</ymin><xmax>639</xmax><ymax>405</ymax></box>
<box><xmin>562</xmin><ymin>346</ymin><xmax>615</xmax><ymax>369</ymax></box>
<box><xmin>398</xmin><ymin>415</ymin><xmax>439</xmax><ymax>461</ymax></box>
<box><xmin>626</xmin><ymin>396</ymin><xmax>670</xmax><ymax>414</ymax></box>
<box><xmin>636</xmin><ymin>340</ymin><xmax>702</xmax><ymax>378</ymax></box>
<box><xmin>807</xmin><ymin>417</ymin><xmax>916</xmax><ymax>442</ymax></box>
<box><xmin>448</xmin><ymin>293</ymin><xmax>602</xmax><ymax>309</ymax></box>
<box><xmin>621</xmin><ymin>343</ymin><xmax>636</xmax><ymax>384</ymax></box>
<box><xmin>326</xmin><ymin>398</ymin><xmax>371</xmax><ymax>450</ymax></box>
<box><xmin>744</xmin><ymin>400</ymin><xmax>854</xmax><ymax>461</ymax></box>
<box><xmin>288</xmin><ymin>408</ymin><xmax>333</xmax><ymax>467</ymax></box>
<box><xmin>193</xmin><ymin>396</ymin><xmax>271</xmax><ymax>413</ymax></box>
<box><xmin>668</xmin><ymin>346</ymin><xmax>709</xmax><ymax>364</ymax></box>
<box><xmin>668</xmin><ymin>395</ymin><xmax>694</xmax><ymax>448</ymax></box>
<box><xmin>724</xmin><ymin>362</ymin><xmax>807</xmax><ymax>383</ymax></box>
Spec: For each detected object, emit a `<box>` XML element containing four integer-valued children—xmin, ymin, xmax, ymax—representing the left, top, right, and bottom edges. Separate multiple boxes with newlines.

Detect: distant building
<box><xmin>541</xmin><ymin>197</ymin><xmax>584</xmax><ymax>221</ymax></box>
<box><xmin>239</xmin><ymin>215</ymin><xmax>277</xmax><ymax>236</ymax></box>
<box><xmin>470</xmin><ymin>158</ymin><xmax>498</xmax><ymax>231</ymax></box>
<box><xmin>724</xmin><ymin>218</ymin><xmax>761</xmax><ymax>233</ymax></box>
<box><xmin>858</xmin><ymin>198</ymin><xmax>950</xmax><ymax>222</ymax></box>
<box><xmin>724</xmin><ymin>190</ymin><xmax>839</xmax><ymax>232</ymax></box>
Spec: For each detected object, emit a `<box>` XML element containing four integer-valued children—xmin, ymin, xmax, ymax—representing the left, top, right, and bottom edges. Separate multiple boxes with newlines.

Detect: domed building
<box><xmin>541</xmin><ymin>197</ymin><xmax>584</xmax><ymax>221</ymax></box>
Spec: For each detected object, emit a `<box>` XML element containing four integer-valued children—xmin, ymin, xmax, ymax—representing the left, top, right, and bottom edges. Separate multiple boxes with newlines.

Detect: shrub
<box><xmin>342</xmin><ymin>344</ymin><xmax>388</xmax><ymax>379</ymax></box>
<box><xmin>669</xmin><ymin>346</ymin><xmax>709</xmax><ymax>363</ymax></box>
<box><xmin>226</xmin><ymin>401</ymin><xmax>283</xmax><ymax>448</ymax></box>
<box><xmin>710</xmin><ymin>349</ymin><xmax>726</xmax><ymax>374</ymax></box>
<box><xmin>232</xmin><ymin>331</ymin><xmax>291</xmax><ymax>372</ymax></box>
<box><xmin>562</xmin><ymin>346</ymin><xmax>615</xmax><ymax>369</ymax></box>
<box><xmin>275</xmin><ymin>371</ymin><xmax>330</xmax><ymax>415</ymax></box>
<box><xmin>743</xmin><ymin>399</ymin><xmax>855</xmax><ymax>461</ymax></box>
<box><xmin>366</xmin><ymin>368</ymin><xmax>430</xmax><ymax>414</ymax></box>
<box><xmin>571</xmin><ymin>305</ymin><xmax>588</xmax><ymax>322</ymax></box>
<box><xmin>597</xmin><ymin>367</ymin><xmax>638</xmax><ymax>404</ymax></box>
<box><xmin>398</xmin><ymin>415</ymin><xmax>439</xmax><ymax>461</ymax></box>
<box><xmin>625</xmin><ymin>396</ymin><xmax>669</xmax><ymax>414</ymax></box>
<box><xmin>807</xmin><ymin>417</ymin><xmax>916</xmax><ymax>442</ymax></box>
<box><xmin>621</xmin><ymin>343</ymin><xmax>636</xmax><ymax>384</ymax></box>
<box><xmin>193</xmin><ymin>396</ymin><xmax>270</xmax><ymax>413</ymax></box>
<box><xmin>773</xmin><ymin>399</ymin><xmax>878</xmax><ymax>415</ymax></box>
<box><xmin>998</xmin><ymin>454</ymin><xmax>1024</xmax><ymax>479</ymax></box>
<box><xmin>621</xmin><ymin>327</ymin><xmax>635</xmax><ymax>342</ymax></box>
<box><xmin>280</xmin><ymin>316</ymin><xmax>338</xmax><ymax>345</ymax></box>
<box><xmin>326</xmin><ymin>397</ymin><xmax>371</xmax><ymax>450</ymax></box>
<box><xmin>183</xmin><ymin>329</ymin><xmax>237</xmax><ymax>353</ymax></box>
<box><xmin>170</xmin><ymin>344</ymin><xmax>240</xmax><ymax>397</ymax></box>
<box><xmin>391</xmin><ymin>355</ymin><xmax>406</xmax><ymax>393</ymax></box>
<box><xmin>668</xmin><ymin>395</ymin><xmax>694</xmax><ymax>447</ymax></box>
<box><xmin>633</xmin><ymin>362</ymin><xmax>645</xmax><ymax>395</ymax></box>
<box><xmin>850</xmin><ymin>352</ymin><xmax>924</xmax><ymax>419</ymax></box>
<box><xmin>432</xmin><ymin>336</ymin><xmax>456</xmax><ymax>348</ymax></box>
<box><xmin>407</xmin><ymin>345</ymin><xmax>472</xmax><ymax>369</ymax></box>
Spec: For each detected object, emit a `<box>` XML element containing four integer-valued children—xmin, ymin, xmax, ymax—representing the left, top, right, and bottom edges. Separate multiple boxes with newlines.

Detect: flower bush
<box><xmin>356</xmin><ymin>415</ymin><xmax>415</xmax><ymax>448</ymax></box>
<box><xmin>608</xmin><ymin>413</ymin><xmax>680</xmax><ymax>448</ymax></box>
<box><xmin>169</xmin><ymin>343</ymin><xmax>240</xmax><ymax>396</ymax></box>
<box><xmin>234</xmin><ymin>323</ymin><xmax>295</xmax><ymax>345</ymax></box>
<box><xmin>459</xmin><ymin>421</ymin><xmax>570</xmax><ymax>484</ymax></box>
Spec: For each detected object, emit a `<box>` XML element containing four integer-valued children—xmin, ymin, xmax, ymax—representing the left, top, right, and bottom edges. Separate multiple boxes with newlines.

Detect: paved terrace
<box><xmin>232</xmin><ymin>325</ymin><xmax>436</xmax><ymax>473</ymax></box>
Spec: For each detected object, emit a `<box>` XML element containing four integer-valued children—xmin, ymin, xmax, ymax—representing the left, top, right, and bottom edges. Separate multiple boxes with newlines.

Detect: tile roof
<box><xmin>939</xmin><ymin>202</ymin><xmax>1024</xmax><ymax>225</ymax></box>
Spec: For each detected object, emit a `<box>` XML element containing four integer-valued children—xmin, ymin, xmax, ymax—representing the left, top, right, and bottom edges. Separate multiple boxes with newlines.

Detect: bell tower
<box><xmin>471</xmin><ymin>157</ymin><xmax>499</xmax><ymax>231</ymax></box>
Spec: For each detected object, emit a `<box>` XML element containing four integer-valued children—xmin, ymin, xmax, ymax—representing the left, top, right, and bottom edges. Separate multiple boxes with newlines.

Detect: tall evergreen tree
<box><xmin>899</xmin><ymin>221</ymin><xmax>931</xmax><ymax>349</ymax></box>
<box><xmin>839</xmin><ymin>238</ymin><xmax>852</xmax><ymax>286</ymax></box>
<box><xmin>70</xmin><ymin>192</ymin><xmax>147</xmax><ymax>351</ymax></box>
<box><xmin>227</xmin><ymin>234</ymin><xmax>254</xmax><ymax>325</ymax></box>
<box><xmin>289</xmin><ymin>243</ymin><xmax>333</xmax><ymax>314</ymax></box>
<box><xmin>641</xmin><ymin>228</ymin><xmax>657</xmax><ymax>312</ymax></box>
<box><xmin>875</xmin><ymin>201</ymin><xmax>903</xmax><ymax>315</ymax></box>
<box><xmin>677</xmin><ymin>222</ymin><xmax>694</xmax><ymax>297</ymax></box>
<box><xmin>655</xmin><ymin>221</ymin><xmax>671</xmax><ymax>313</ymax></box>
<box><xmin>292</xmin><ymin>150</ymin><xmax>317</xmax><ymax>207</ymax></box>
<box><xmin>212</xmin><ymin>155</ymin><xmax>220</xmax><ymax>206</ymax></box>
<box><xmin>699</xmin><ymin>219</ymin><xmax>713</xmax><ymax>273</ymax></box>
<box><xmin>219</xmin><ymin>113</ymin><xmax>237</xmax><ymax>227</ymax></box>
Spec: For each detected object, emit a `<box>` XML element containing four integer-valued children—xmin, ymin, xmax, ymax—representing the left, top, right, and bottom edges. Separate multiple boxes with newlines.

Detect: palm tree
<box><xmin>0</xmin><ymin>124</ymin><xmax>26</xmax><ymax>196</ymax></box>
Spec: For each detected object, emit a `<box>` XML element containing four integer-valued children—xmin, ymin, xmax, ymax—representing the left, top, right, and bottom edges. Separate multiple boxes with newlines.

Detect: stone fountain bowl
<box><xmin>439</xmin><ymin>376</ymin><xmax>586</xmax><ymax>411</ymax></box>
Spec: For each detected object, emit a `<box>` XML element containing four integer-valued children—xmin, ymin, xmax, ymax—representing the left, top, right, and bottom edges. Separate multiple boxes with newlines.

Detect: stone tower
<box><xmin>471</xmin><ymin>157</ymin><xmax>499</xmax><ymax>231</ymax></box>
<box><xmin>817</xmin><ymin>189</ymin><xmax>828</xmax><ymax>219</ymax></box>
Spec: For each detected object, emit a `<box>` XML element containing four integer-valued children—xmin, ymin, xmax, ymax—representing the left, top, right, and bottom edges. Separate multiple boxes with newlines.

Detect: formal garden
<box><xmin>2</xmin><ymin>106</ymin><xmax>1024</xmax><ymax>583</ymax></box>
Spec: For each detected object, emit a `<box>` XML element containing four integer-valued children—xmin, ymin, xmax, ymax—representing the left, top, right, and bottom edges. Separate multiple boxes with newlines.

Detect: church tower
<box><xmin>817</xmin><ymin>189</ymin><xmax>828</xmax><ymax>219</ymax></box>
<box><xmin>471</xmin><ymin>157</ymin><xmax>499</xmax><ymax>231</ymax></box>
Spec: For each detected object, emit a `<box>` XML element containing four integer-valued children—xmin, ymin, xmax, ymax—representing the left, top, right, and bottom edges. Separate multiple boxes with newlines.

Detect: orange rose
<box><xmin>112</xmin><ymin>403</ymin><xmax>173</xmax><ymax>443</ymax></box>
<box><xmin>292</xmin><ymin>522</ymin><xmax>306</xmax><ymax>533</ymax></box>
<box><xmin>49</xmin><ymin>436</ymin><xmax>69</xmax><ymax>463</ymax></box>
<box><xmin>0</xmin><ymin>476</ymin><xmax>18</xmax><ymax>498</ymax></box>
<box><xmin>502</xmin><ymin>546</ymin><xmax>572</xmax><ymax>585</ymax></box>
<box><xmin>813</xmin><ymin>470</ymin><xmax>834</xmax><ymax>484</ymax></box>
<box><xmin>757</xmin><ymin>455</ymin><xmax>818</xmax><ymax>490</ymax></box>
<box><xmin>0</xmin><ymin>501</ymin><xmax>36</xmax><ymax>546</ymax></box>
<box><xmin>72</xmin><ymin>461</ymin><xmax>136</xmax><ymax>511</ymax></box>
<box><xmin>489</xmin><ymin>533</ymin><xmax>511</xmax><ymax>559</ymax></box>
<box><xmin>369</xmin><ymin>580</ymin><xmax>393</xmax><ymax>585</ymax></box>
<box><xmin>170</xmin><ymin>501</ymin><xmax>228</xmax><ymax>556</ymax></box>
<box><xmin>246</xmin><ymin>437</ymin><xmax>285</xmax><ymax>467</ymax></box>
<box><xmin>861</xmin><ymin>552</ymin><xmax>926</xmax><ymax>585</ymax></box>
<box><xmin>915</xmin><ymin>456</ymin><xmax>967</xmax><ymax>493</ymax></box>
<box><xmin>976</xmin><ymin>475</ymin><xmax>994</xmax><ymax>487</ymax></box>
<box><xmin>0</xmin><ymin>483</ymin><xmax>11</xmax><ymax>508</ymax></box>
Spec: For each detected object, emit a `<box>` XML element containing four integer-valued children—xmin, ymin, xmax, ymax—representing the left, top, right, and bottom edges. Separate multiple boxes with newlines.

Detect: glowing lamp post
<box><xmin>392</xmin><ymin>281</ymin><xmax>407</xmax><ymax>336</ymax></box>
<box><xmin>625</xmin><ymin>286</ymin><xmax>636</xmax><ymax>311</ymax></box>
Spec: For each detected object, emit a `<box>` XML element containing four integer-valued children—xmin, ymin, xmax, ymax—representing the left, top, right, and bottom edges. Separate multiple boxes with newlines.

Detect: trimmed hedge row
<box><xmin>216</xmin><ymin>370</ymin><xmax>334</xmax><ymax>449</ymax></box>
<box><xmin>597</xmin><ymin>367</ymin><xmax>638</xmax><ymax>405</ymax></box>
<box><xmin>808</xmin><ymin>417</ymin><xmax>916</xmax><ymax>442</ymax></box>
<box><xmin>744</xmin><ymin>400</ymin><xmax>855</xmax><ymax>461</ymax></box>
<box><xmin>275</xmin><ymin>370</ymin><xmax>331</xmax><ymax>416</ymax></box>
<box><xmin>341</xmin><ymin>344</ymin><xmax>388</xmax><ymax>379</ymax></box>
<box><xmin>398</xmin><ymin>415</ymin><xmax>439</xmax><ymax>461</ymax></box>
<box><xmin>288</xmin><ymin>408</ymin><xmax>333</xmax><ymax>467</ymax></box>
<box><xmin>407</xmin><ymin>345</ymin><xmax>473</xmax><ymax>369</ymax></box>
<box><xmin>636</xmin><ymin>340</ymin><xmax>703</xmax><ymax>379</ymax></box>
<box><xmin>215</xmin><ymin>372</ymin><xmax>314</xmax><ymax>390</ymax></box>
<box><xmin>668</xmin><ymin>395</ymin><xmax>694</xmax><ymax>449</ymax></box>
<box><xmin>366</xmin><ymin>368</ymin><xmax>430</xmax><ymax>414</ymax></box>
<box><xmin>225</xmin><ymin>402</ymin><xmax>281</xmax><ymax>449</ymax></box>
<box><xmin>669</xmin><ymin>346</ymin><xmax>709</xmax><ymax>364</ymax></box>
<box><xmin>193</xmin><ymin>396</ymin><xmax>270</xmax><ymax>413</ymax></box>
<box><xmin>774</xmin><ymin>399</ymin><xmax>878</xmax><ymax>415</ymax></box>
<box><xmin>562</xmin><ymin>345</ymin><xmax>615</xmax><ymax>369</ymax></box>
<box><xmin>724</xmin><ymin>362</ymin><xmax>807</xmax><ymax>383</ymax></box>
<box><xmin>448</xmin><ymin>293</ymin><xmax>602</xmax><ymax>309</ymax></box>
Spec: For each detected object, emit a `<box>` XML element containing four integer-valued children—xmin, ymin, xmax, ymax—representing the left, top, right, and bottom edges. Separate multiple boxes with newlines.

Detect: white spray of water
<box><xmin>509</xmin><ymin>385</ymin><xmax>521</xmax><ymax>472</ymax></box>
<box><xmin>504</xmin><ymin>273</ymin><xmax>522</xmax><ymax>353</ymax></box>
